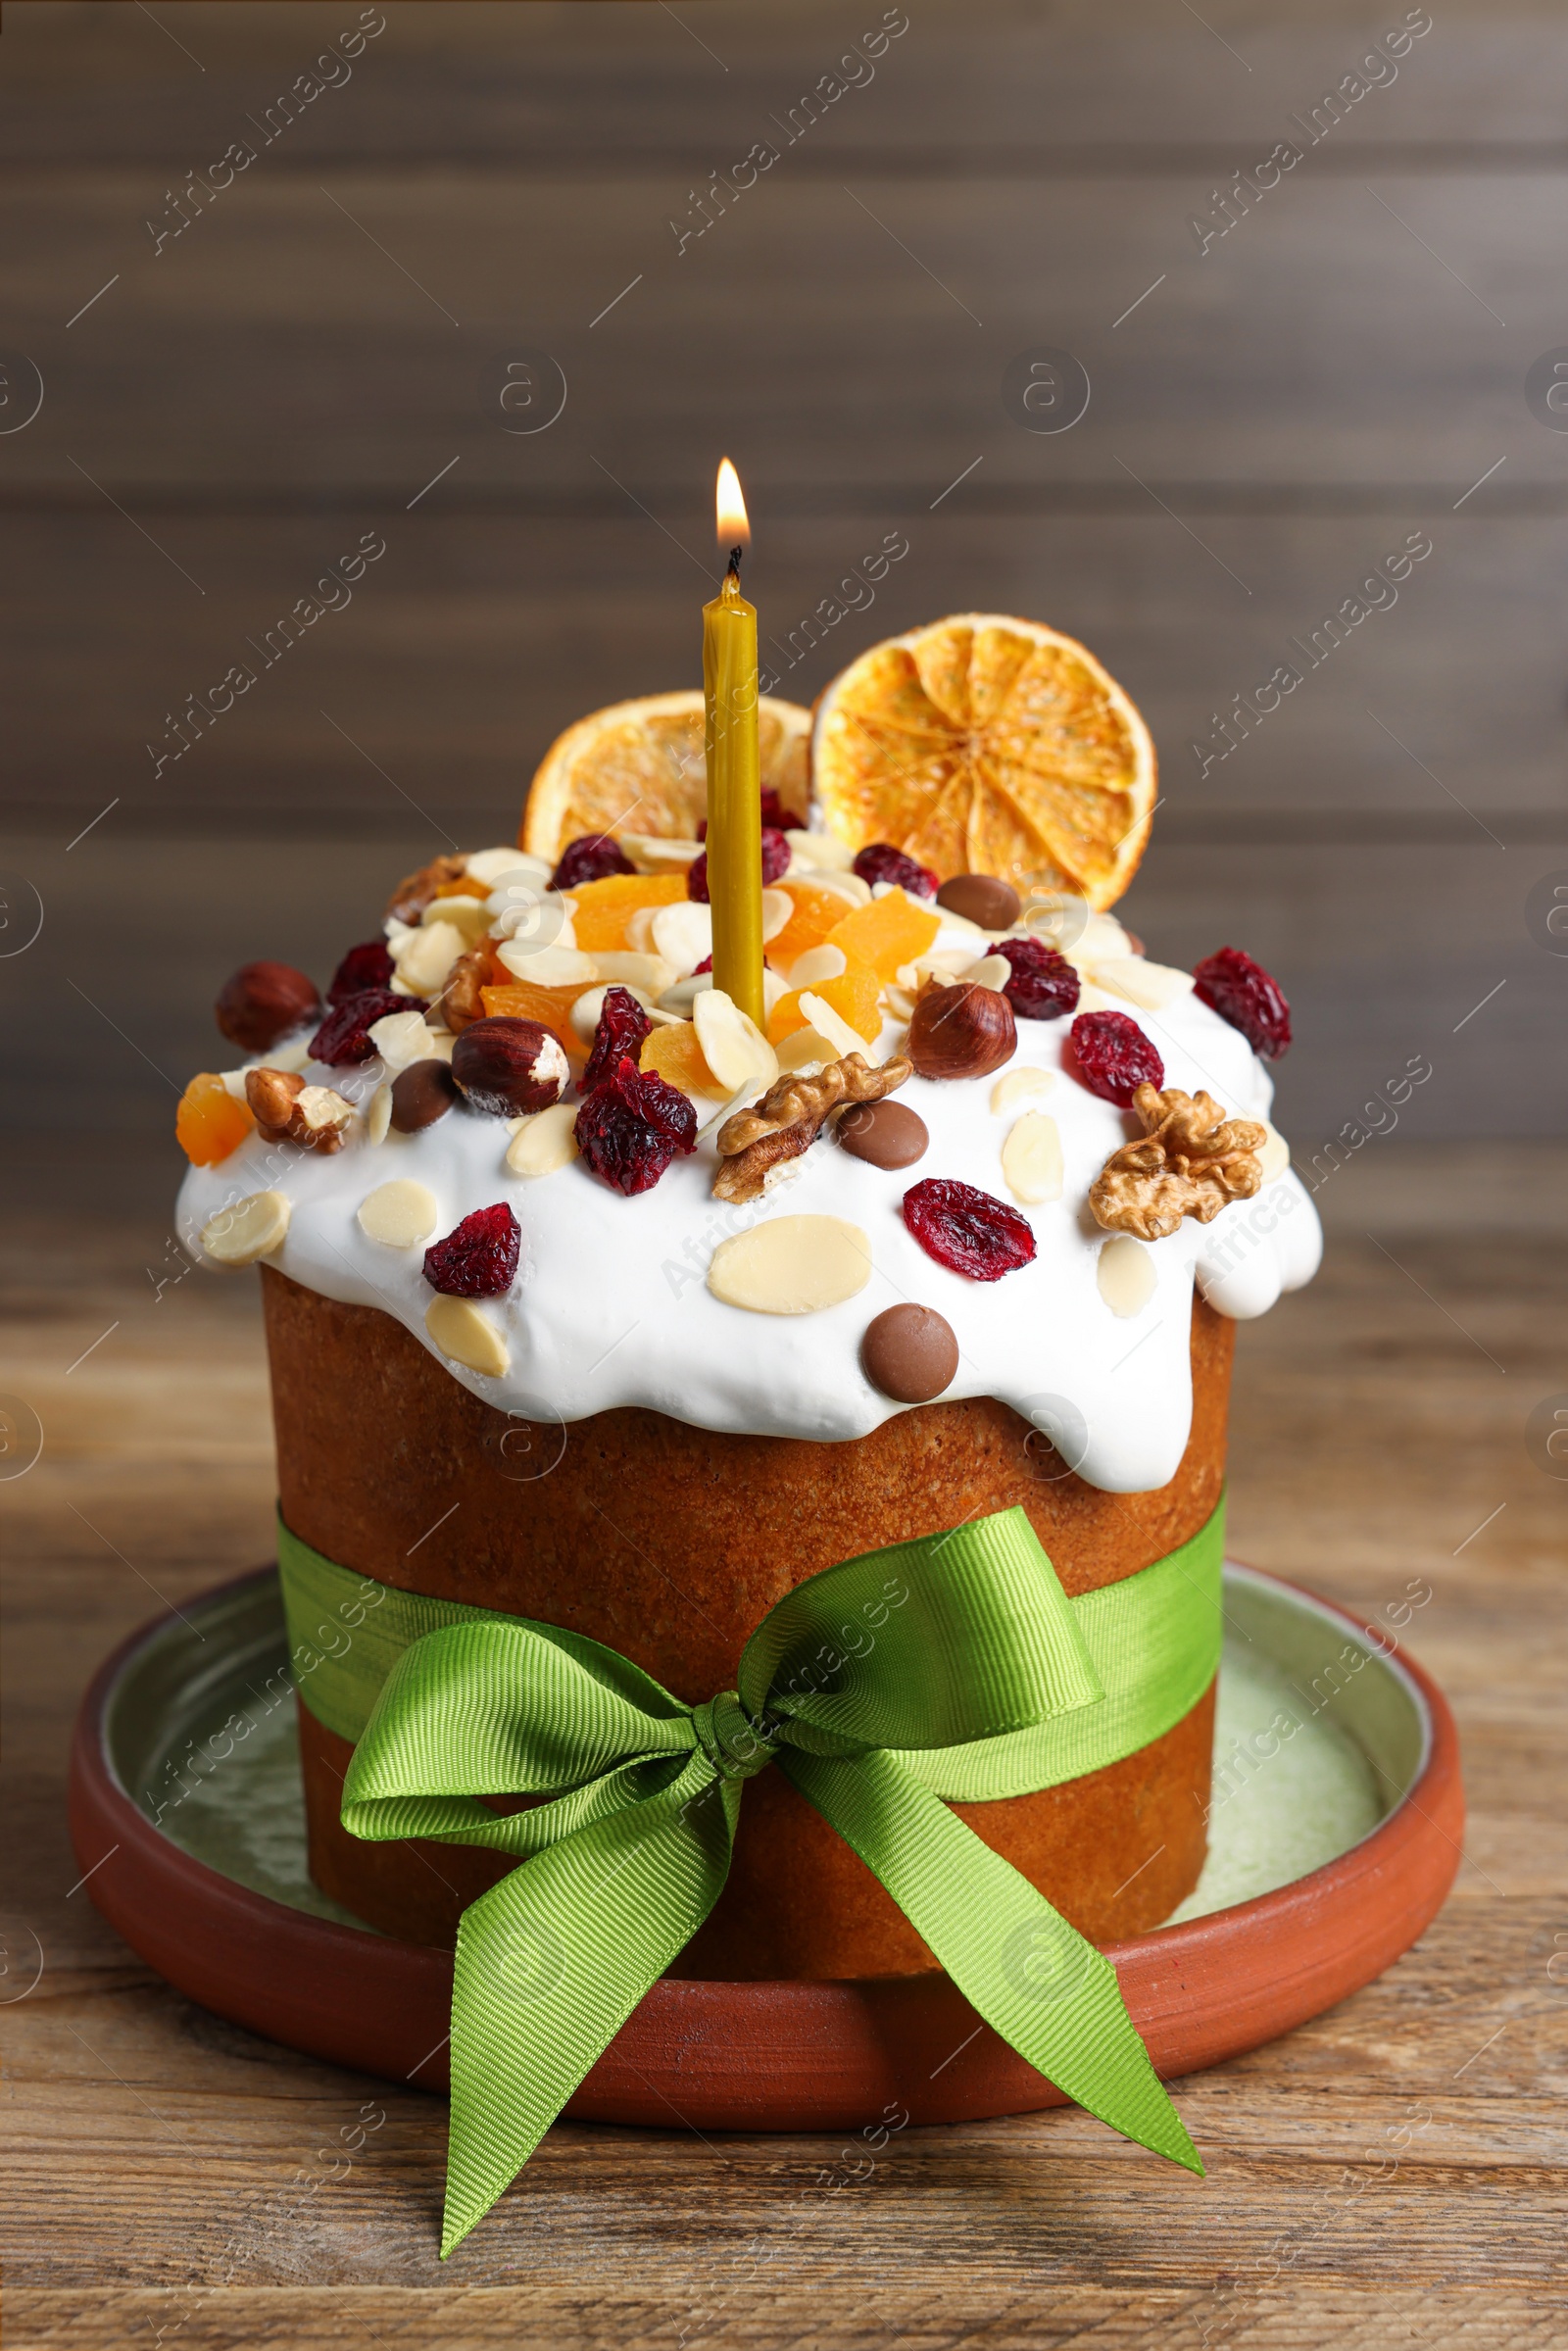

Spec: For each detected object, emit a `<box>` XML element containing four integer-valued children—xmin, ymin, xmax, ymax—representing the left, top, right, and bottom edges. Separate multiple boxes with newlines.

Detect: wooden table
<box><xmin>4</xmin><ymin>1136</ymin><xmax>1565</xmax><ymax>2346</ymax></box>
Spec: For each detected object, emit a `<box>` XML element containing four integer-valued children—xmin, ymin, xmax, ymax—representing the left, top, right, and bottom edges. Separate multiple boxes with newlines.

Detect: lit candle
<box><xmin>704</xmin><ymin>459</ymin><xmax>763</xmax><ymax>1031</ymax></box>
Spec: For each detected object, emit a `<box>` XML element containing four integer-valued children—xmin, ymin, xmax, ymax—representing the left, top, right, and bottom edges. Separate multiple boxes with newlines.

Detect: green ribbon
<box><xmin>279</xmin><ymin>1503</ymin><xmax>1224</xmax><ymax>2256</ymax></box>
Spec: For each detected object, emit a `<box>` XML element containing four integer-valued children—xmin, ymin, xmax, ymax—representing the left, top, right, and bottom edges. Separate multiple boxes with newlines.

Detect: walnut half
<box><xmin>1089</xmin><ymin>1083</ymin><xmax>1266</xmax><ymax>1242</ymax></box>
<box><xmin>439</xmin><ymin>947</ymin><xmax>491</xmax><ymax>1033</ymax></box>
<box><xmin>712</xmin><ymin>1053</ymin><xmax>913</xmax><ymax>1203</ymax></box>
<box><xmin>384</xmin><ymin>854</ymin><xmax>469</xmax><ymax>926</ymax></box>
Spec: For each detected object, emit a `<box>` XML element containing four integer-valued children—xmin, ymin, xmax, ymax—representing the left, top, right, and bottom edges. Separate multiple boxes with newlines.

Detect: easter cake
<box><xmin>174</xmin><ymin>622</ymin><xmax>1320</xmax><ymax>1979</ymax></box>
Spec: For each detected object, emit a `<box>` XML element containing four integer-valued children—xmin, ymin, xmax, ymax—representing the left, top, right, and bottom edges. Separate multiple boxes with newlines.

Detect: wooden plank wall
<box><xmin>2</xmin><ymin>0</ymin><xmax>1565</xmax><ymax>1149</ymax></box>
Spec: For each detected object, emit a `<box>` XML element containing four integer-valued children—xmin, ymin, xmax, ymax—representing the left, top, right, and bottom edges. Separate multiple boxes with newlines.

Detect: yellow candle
<box><xmin>704</xmin><ymin>459</ymin><xmax>763</xmax><ymax>1031</ymax></box>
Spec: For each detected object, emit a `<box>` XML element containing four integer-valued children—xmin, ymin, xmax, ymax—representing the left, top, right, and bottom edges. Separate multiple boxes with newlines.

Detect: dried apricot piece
<box><xmin>824</xmin><ymin>888</ymin><xmax>941</xmax><ymax>984</ymax></box>
<box><xmin>639</xmin><ymin>1019</ymin><xmax>728</xmax><ymax>1101</ymax></box>
<box><xmin>480</xmin><ymin>981</ymin><xmax>590</xmax><ymax>1062</ymax></box>
<box><xmin>176</xmin><ymin>1073</ymin><xmax>256</xmax><ymax>1166</ymax></box>
<box><xmin>767</xmin><ymin>962</ymin><xmax>882</xmax><ymax>1047</ymax></box>
<box><xmin>568</xmin><ymin>872</ymin><xmax>689</xmax><ymax>952</ymax></box>
<box><xmin>766</xmin><ymin>879</ymin><xmax>859</xmax><ymax>973</ymax></box>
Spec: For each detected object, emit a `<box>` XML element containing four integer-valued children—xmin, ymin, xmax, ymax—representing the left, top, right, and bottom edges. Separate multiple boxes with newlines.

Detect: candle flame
<box><xmin>715</xmin><ymin>458</ymin><xmax>750</xmax><ymax>551</ymax></box>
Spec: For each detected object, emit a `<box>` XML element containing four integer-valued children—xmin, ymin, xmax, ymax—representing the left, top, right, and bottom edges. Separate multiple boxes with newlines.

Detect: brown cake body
<box><xmin>265</xmin><ymin>1268</ymin><xmax>1231</xmax><ymax>1973</ymax></box>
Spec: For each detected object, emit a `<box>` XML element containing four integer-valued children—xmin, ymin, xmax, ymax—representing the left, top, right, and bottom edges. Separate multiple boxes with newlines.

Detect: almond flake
<box><xmin>991</xmin><ymin>1066</ymin><xmax>1054</xmax><ymax>1114</ymax></box>
<box><xmin>506</xmin><ymin>1101</ymin><xmax>580</xmax><ymax>1177</ymax></box>
<box><xmin>784</xmin><ymin>829</ymin><xmax>856</xmax><ymax>872</ymax></box>
<box><xmin>494</xmin><ymin>940</ymin><xmax>597</xmax><ymax>989</ymax></box>
<box><xmin>425</xmin><ymin>1294</ymin><xmax>510</xmax><ymax>1377</ymax></box>
<box><xmin>368</xmin><ymin>1008</ymin><xmax>439</xmax><ymax>1076</ymax></box>
<box><xmin>694</xmin><ymin>987</ymin><xmax>778</xmax><ymax>1094</ymax></box>
<box><xmin>357</xmin><ymin>1179</ymin><xmax>439</xmax><ymax>1249</ymax></box>
<box><xmin>760</xmin><ymin>888</ymin><xmax>794</xmax><ymax>944</ymax></box>
<box><xmin>797</xmin><ymin>991</ymin><xmax>874</xmax><ymax>1061</ymax></box>
<box><xmin>1257</xmin><ymin>1120</ymin><xmax>1290</xmax><ymax>1183</ymax></box>
<box><xmin>431</xmin><ymin>895</ymin><xmax>493</xmax><ymax>947</ymax></box>
<box><xmin>961</xmin><ymin>955</ymin><xmax>1014</xmax><ymax>992</ymax></box>
<box><xmin>787</xmin><ymin>944</ymin><xmax>848</xmax><ymax>992</ymax></box>
<box><xmin>708</xmin><ymin>1214</ymin><xmax>872</xmax><ymax>1315</ymax></box>
<box><xmin>590</xmin><ymin>950</ymin><xmax>677</xmax><ymax>998</ymax></box>
<box><xmin>392</xmin><ymin>918</ymin><xmax>466</xmax><ymax>997</ymax></box>
<box><xmin>200</xmin><ymin>1190</ymin><xmax>291</xmax><ymax>1267</ymax></box>
<box><xmin>1002</xmin><ymin>1110</ymin><xmax>1063</xmax><ymax>1205</ymax></box>
<box><xmin>1097</xmin><ymin>1236</ymin><xmax>1156</xmax><ymax>1318</ymax></box>
<box><xmin>619</xmin><ymin>832</ymin><xmax>704</xmax><ymax>873</ymax></box>
<box><xmin>651</xmin><ymin>900</ymin><xmax>713</xmax><ymax>974</ymax></box>
<box><xmin>774</xmin><ymin>1026</ymin><xmax>839</xmax><ymax>1075</ymax></box>
<box><xmin>466</xmin><ymin>848</ymin><xmax>551</xmax><ymax>890</ymax></box>
<box><xmin>366</xmin><ymin>1083</ymin><xmax>393</xmax><ymax>1145</ymax></box>
<box><xmin>1090</xmin><ymin>956</ymin><xmax>1195</xmax><ymax>1012</ymax></box>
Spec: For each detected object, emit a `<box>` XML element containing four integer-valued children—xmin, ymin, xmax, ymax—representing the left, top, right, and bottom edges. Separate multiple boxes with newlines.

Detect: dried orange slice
<box><xmin>811</xmin><ymin>615</ymin><xmax>1156</xmax><ymax>911</ymax></box>
<box><xmin>521</xmin><ymin>690</ymin><xmax>811</xmax><ymax>864</ymax></box>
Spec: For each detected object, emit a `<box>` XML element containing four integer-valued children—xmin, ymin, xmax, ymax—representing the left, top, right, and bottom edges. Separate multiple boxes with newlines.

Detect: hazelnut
<box><xmin>243</xmin><ymin>1066</ymin><xmax>353</xmax><ymax>1151</ymax></box>
<box><xmin>245</xmin><ymin>1065</ymin><xmax>304</xmax><ymax>1138</ymax></box>
<box><xmin>906</xmin><ymin>982</ymin><xmax>1016</xmax><ymax>1081</ymax></box>
<box><xmin>216</xmin><ymin>961</ymin><xmax>322</xmax><ymax>1054</ymax></box>
<box><xmin>451</xmin><ymin>1015</ymin><xmax>568</xmax><ymax>1116</ymax></box>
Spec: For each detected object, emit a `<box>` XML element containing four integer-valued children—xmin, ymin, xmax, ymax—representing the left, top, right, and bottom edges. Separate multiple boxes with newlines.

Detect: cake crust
<box><xmin>264</xmin><ymin>1268</ymin><xmax>1233</xmax><ymax>1675</ymax></box>
<box><xmin>267</xmin><ymin>1270</ymin><xmax>1232</xmax><ymax>1971</ymax></box>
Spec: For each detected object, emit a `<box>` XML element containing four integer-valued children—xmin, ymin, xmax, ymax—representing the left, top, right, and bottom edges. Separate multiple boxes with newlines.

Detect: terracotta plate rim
<box><xmin>67</xmin><ymin>1559</ymin><xmax>1465</xmax><ymax>2131</ymax></box>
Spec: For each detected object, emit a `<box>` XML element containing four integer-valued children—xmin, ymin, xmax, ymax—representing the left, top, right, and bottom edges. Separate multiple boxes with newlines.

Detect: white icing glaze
<box><xmin>176</xmin><ymin>918</ymin><xmax>1320</xmax><ymax>1494</ymax></box>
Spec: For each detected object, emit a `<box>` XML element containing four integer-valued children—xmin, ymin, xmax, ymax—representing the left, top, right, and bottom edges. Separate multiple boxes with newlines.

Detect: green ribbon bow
<box><xmin>335</xmin><ymin>1506</ymin><xmax>1205</xmax><ymax>2255</ymax></box>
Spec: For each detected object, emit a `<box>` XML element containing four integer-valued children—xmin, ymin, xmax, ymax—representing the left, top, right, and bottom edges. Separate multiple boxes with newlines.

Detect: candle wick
<box><xmin>725</xmin><ymin>544</ymin><xmax>743</xmax><ymax>584</ymax></box>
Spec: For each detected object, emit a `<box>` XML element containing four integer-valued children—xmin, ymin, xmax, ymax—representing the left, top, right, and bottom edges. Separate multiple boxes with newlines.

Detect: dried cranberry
<box><xmin>693</xmin><ymin>955</ymin><xmax>712</xmax><ymax>974</ymax></box>
<box><xmin>853</xmin><ymin>844</ymin><xmax>940</xmax><ymax>899</ymax></box>
<box><xmin>760</xmin><ymin>826</ymin><xmax>791</xmax><ymax>884</ymax></box>
<box><xmin>551</xmin><ymin>834</ymin><xmax>636</xmax><ymax>891</ymax></box>
<box><xmin>575</xmin><ymin>1055</ymin><xmax>698</xmax><ymax>1195</ymax></box>
<box><xmin>903</xmin><ymin>1178</ymin><xmax>1037</xmax><ymax>1282</ymax></box>
<box><xmin>760</xmin><ymin>787</ymin><xmax>804</xmax><ymax>832</ymax></box>
<box><xmin>423</xmin><ymin>1202</ymin><xmax>520</xmax><ymax>1298</ymax></box>
<box><xmin>1193</xmin><ymin>947</ymin><xmax>1292</xmax><ymax>1060</ymax></box>
<box><xmin>698</xmin><ymin>790</ymin><xmax>804</xmax><ymax>843</ymax></box>
<box><xmin>311</xmin><ymin>987</ymin><xmax>422</xmax><ymax>1065</ymax></box>
<box><xmin>1068</xmin><ymin>1011</ymin><xmax>1164</xmax><ymax>1106</ymax></box>
<box><xmin>327</xmin><ymin>940</ymin><xmax>393</xmax><ymax>1004</ymax></box>
<box><xmin>583</xmin><ymin>985</ymin><xmax>653</xmax><ymax>1092</ymax></box>
<box><xmin>993</xmin><ymin>937</ymin><xmax>1080</xmax><ymax>1020</ymax></box>
<box><xmin>688</xmin><ymin>830</ymin><xmax>790</xmax><ymax>902</ymax></box>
